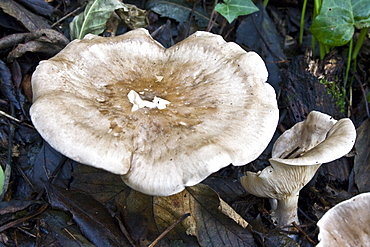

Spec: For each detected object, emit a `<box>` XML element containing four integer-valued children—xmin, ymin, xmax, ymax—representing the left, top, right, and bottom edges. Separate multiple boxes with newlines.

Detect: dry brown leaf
<box><xmin>0</xmin><ymin>0</ymin><xmax>50</xmax><ymax>31</ymax></box>
<box><xmin>123</xmin><ymin>184</ymin><xmax>256</xmax><ymax>246</ymax></box>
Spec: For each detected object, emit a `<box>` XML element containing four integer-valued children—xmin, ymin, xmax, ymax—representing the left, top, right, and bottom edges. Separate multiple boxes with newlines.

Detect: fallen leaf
<box><xmin>40</xmin><ymin>209</ymin><xmax>95</xmax><ymax>247</ymax></box>
<box><xmin>0</xmin><ymin>33</ymin><xmax>29</xmax><ymax>50</ymax></box>
<box><xmin>70</xmin><ymin>164</ymin><xmax>128</xmax><ymax>204</ymax></box>
<box><xmin>115</xmin><ymin>3</ymin><xmax>148</xmax><ymax>29</ymax></box>
<box><xmin>0</xmin><ymin>59</ymin><xmax>21</xmax><ymax>110</ymax></box>
<box><xmin>0</xmin><ymin>0</ymin><xmax>50</xmax><ymax>30</ymax></box>
<box><xmin>17</xmin><ymin>0</ymin><xmax>54</xmax><ymax>17</ymax></box>
<box><xmin>24</xmin><ymin>29</ymin><xmax>69</xmax><ymax>45</ymax></box>
<box><xmin>7</xmin><ymin>41</ymin><xmax>61</xmax><ymax>62</ymax></box>
<box><xmin>0</xmin><ymin>200</ymin><xmax>41</xmax><ymax>215</ymax></box>
<box><xmin>69</xmin><ymin>0</ymin><xmax>125</xmax><ymax>40</ymax></box>
<box><xmin>123</xmin><ymin>184</ymin><xmax>256</xmax><ymax>246</ymax></box>
<box><xmin>203</xmin><ymin>176</ymin><xmax>246</xmax><ymax>204</ymax></box>
<box><xmin>30</xmin><ymin>142</ymin><xmax>73</xmax><ymax>191</ymax></box>
<box><xmin>235</xmin><ymin>4</ymin><xmax>286</xmax><ymax>90</ymax></box>
<box><xmin>146</xmin><ymin>0</ymin><xmax>210</xmax><ymax>27</ymax></box>
<box><xmin>45</xmin><ymin>182</ymin><xmax>131</xmax><ymax>247</ymax></box>
<box><xmin>6</xmin><ymin>29</ymin><xmax>69</xmax><ymax>62</ymax></box>
<box><xmin>354</xmin><ymin>119</ymin><xmax>370</xmax><ymax>192</ymax></box>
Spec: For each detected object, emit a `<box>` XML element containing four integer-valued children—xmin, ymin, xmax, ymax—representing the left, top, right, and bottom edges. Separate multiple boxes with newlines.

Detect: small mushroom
<box><xmin>240</xmin><ymin>111</ymin><xmax>356</xmax><ymax>226</ymax></box>
<box><xmin>317</xmin><ymin>192</ymin><xmax>370</xmax><ymax>247</ymax></box>
<box><xmin>30</xmin><ymin>28</ymin><xmax>279</xmax><ymax>196</ymax></box>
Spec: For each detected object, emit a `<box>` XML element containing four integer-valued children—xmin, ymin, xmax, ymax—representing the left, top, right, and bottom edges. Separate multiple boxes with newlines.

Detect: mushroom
<box><xmin>317</xmin><ymin>192</ymin><xmax>370</xmax><ymax>247</ymax></box>
<box><xmin>30</xmin><ymin>28</ymin><xmax>279</xmax><ymax>196</ymax></box>
<box><xmin>240</xmin><ymin>111</ymin><xmax>356</xmax><ymax>226</ymax></box>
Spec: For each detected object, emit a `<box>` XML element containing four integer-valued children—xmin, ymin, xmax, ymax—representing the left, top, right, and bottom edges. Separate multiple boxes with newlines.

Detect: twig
<box><xmin>298</xmin><ymin>207</ymin><xmax>316</xmax><ymax>223</ymax></box>
<box><xmin>0</xmin><ymin>203</ymin><xmax>49</xmax><ymax>232</ymax></box>
<box><xmin>206</xmin><ymin>0</ymin><xmax>219</xmax><ymax>32</ymax></box>
<box><xmin>116</xmin><ymin>216</ymin><xmax>136</xmax><ymax>247</ymax></box>
<box><xmin>148</xmin><ymin>213</ymin><xmax>190</xmax><ymax>247</ymax></box>
<box><xmin>352</xmin><ymin>70</ymin><xmax>370</xmax><ymax>118</ymax></box>
<box><xmin>0</xmin><ymin>110</ymin><xmax>20</xmax><ymax>123</ymax></box>
<box><xmin>187</xmin><ymin>0</ymin><xmax>199</xmax><ymax>37</ymax></box>
<box><xmin>51</xmin><ymin>6</ymin><xmax>83</xmax><ymax>28</ymax></box>
<box><xmin>35</xmin><ymin>155</ymin><xmax>68</xmax><ymax>201</ymax></box>
<box><xmin>0</xmin><ymin>110</ymin><xmax>34</xmax><ymax>128</ymax></box>
<box><xmin>292</xmin><ymin>221</ymin><xmax>317</xmax><ymax>245</ymax></box>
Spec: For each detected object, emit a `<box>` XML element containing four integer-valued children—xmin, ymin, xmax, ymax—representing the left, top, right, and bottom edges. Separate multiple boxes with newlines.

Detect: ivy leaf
<box><xmin>310</xmin><ymin>0</ymin><xmax>370</xmax><ymax>46</ymax></box>
<box><xmin>214</xmin><ymin>0</ymin><xmax>259</xmax><ymax>23</ymax></box>
<box><xmin>70</xmin><ymin>0</ymin><xmax>124</xmax><ymax>40</ymax></box>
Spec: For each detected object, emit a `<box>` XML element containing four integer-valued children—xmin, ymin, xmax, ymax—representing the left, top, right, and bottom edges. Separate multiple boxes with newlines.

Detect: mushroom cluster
<box><xmin>240</xmin><ymin>111</ymin><xmax>356</xmax><ymax>227</ymax></box>
<box><xmin>30</xmin><ymin>28</ymin><xmax>279</xmax><ymax>196</ymax></box>
<box><xmin>317</xmin><ymin>192</ymin><xmax>370</xmax><ymax>246</ymax></box>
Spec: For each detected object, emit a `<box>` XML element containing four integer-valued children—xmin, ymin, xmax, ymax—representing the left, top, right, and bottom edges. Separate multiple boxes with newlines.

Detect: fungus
<box><xmin>317</xmin><ymin>192</ymin><xmax>370</xmax><ymax>247</ymax></box>
<box><xmin>240</xmin><ymin>111</ymin><xmax>356</xmax><ymax>226</ymax></box>
<box><xmin>30</xmin><ymin>28</ymin><xmax>278</xmax><ymax>196</ymax></box>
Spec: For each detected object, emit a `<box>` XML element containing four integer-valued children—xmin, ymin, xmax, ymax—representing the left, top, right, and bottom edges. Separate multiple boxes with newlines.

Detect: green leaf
<box><xmin>145</xmin><ymin>0</ymin><xmax>210</xmax><ymax>27</ymax></box>
<box><xmin>69</xmin><ymin>0</ymin><xmax>124</xmax><ymax>40</ymax></box>
<box><xmin>214</xmin><ymin>0</ymin><xmax>259</xmax><ymax>23</ymax></box>
<box><xmin>310</xmin><ymin>0</ymin><xmax>370</xmax><ymax>46</ymax></box>
<box><xmin>0</xmin><ymin>166</ymin><xmax>4</xmax><ymax>194</ymax></box>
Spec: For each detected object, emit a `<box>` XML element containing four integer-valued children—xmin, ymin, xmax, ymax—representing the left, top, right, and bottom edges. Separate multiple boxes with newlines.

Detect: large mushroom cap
<box><xmin>317</xmin><ymin>192</ymin><xmax>370</xmax><ymax>247</ymax></box>
<box><xmin>30</xmin><ymin>28</ymin><xmax>278</xmax><ymax>196</ymax></box>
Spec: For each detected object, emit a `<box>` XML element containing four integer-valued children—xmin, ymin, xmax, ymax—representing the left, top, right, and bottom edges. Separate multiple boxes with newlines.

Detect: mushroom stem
<box><xmin>272</xmin><ymin>193</ymin><xmax>299</xmax><ymax>227</ymax></box>
<box><xmin>268</xmin><ymin>162</ymin><xmax>321</xmax><ymax>227</ymax></box>
<box><xmin>240</xmin><ymin>162</ymin><xmax>321</xmax><ymax>227</ymax></box>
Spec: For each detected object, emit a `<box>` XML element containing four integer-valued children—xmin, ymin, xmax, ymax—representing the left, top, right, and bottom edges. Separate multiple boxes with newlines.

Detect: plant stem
<box><xmin>344</xmin><ymin>38</ymin><xmax>353</xmax><ymax>89</ymax></box>
<box><xmin>299</xmin><ymin>0</ymin><xmax>308</xmax><ymax>45</ymax></box>
<box><xmin>207</xmin><ymin>0</ymin><xmax>219</xmax><ymax>32</ymax></box>
<box><xmin>349</xmin><ymin>77</ymin><xmax>353</xmax><ymax>116</ymax></box>
<box><xmin>313</xmin><ymin>0</ymin><xmax>321</xmax><ymax>17</ymax></box>
<box><xmin>319</xmin><ymin>42</ymin><xmax>326</xmax><ymax>59</ymax></box>
<box><xmin>352</xmin><ymin>27</ymin><xmax>369</xmax><ymax>60</ymax></box>
<box><xmin>313</xmin><ymin>0</ymin><xmax>330</xmax><ymax>59</ymax></box>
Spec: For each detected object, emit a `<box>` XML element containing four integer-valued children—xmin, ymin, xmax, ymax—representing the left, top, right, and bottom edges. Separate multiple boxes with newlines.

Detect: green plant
<box><xmin>320</xmin><ymin>78</ymin><xmax>346</xmax><ymax>112</ymax></box>
<box><xmin>0</xmin><ymin>166</ymin><xmax>4</xmax><ymax>195</ymax></box>
<box><xmin>214</xmin><ymin>0</ymin><xmax>258</xmax><ymax>23</ymax></box>
<box><xmin>300</xmin><ymin>0</ymin><xmax>370</xmax><ymax>113</ymax></box>
<box><xmin>70</xmin><ymin>0</ymin><xmax>125</xmax><ymax>40</ymax></box>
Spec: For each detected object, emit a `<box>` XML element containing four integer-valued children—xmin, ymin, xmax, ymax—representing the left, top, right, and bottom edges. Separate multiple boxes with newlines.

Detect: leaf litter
<box><xmin>0</xmin><ymin>0</ymin><xmax>369</xmax><ymax>246</ymax></box>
